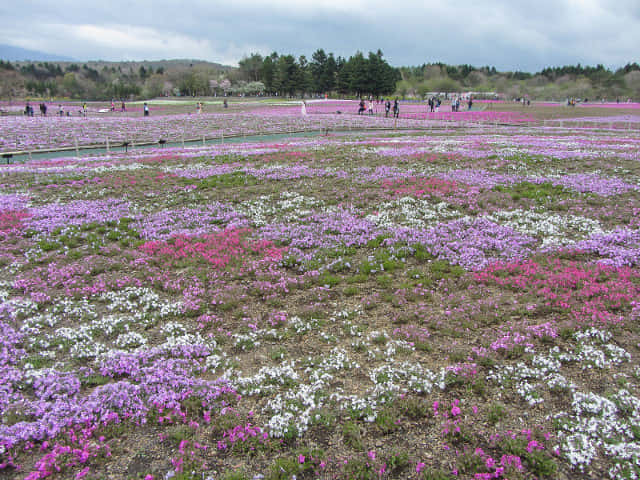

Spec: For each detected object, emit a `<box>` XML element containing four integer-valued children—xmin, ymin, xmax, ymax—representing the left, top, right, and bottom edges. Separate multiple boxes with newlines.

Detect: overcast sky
<box><xmin>1</xmin><ymin>0</ymin><xmax>638</xmax><ymax>71</ymax></box>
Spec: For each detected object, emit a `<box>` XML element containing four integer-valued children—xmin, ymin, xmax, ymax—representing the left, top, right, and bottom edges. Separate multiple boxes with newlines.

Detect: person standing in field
<box><xmin>393</xmin><ymin>98</ymin><xmax>399</xmax><ymax>118</ymax></box>
<box><xmin>385</xmin><ymin>99</ymin><xmax>391</xmax><ymax>117</ymax></box>
<box><xmin>143</xmin><ymin>103</ymin><xmax>149</xmax><ymax>116</ymax></box>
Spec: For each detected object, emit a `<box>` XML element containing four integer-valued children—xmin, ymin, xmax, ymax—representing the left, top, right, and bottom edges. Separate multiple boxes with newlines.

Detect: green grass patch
<box><xmin>493</xmin><ymin>181</ymin><xmax>572</xmax><ymax>204</ymax></box>
<box><xmin>316</xmin><ymin>272</ymin><xmax>341</xmax><ymax>287</ymax></box>
<box><xmin>196</xmin><ymin>171</ymin><xmax>258</xmax><ymax>189</ymax></box>
<box><xmin>487</xmin><ymin>403</ymin><xmax>506</xmax><ymax>425</ymax></box>
<box><xmin>412</xmin><ymin>243</ymin><xmax>436</xmax><ymax>261</ymax></box>
<box><xmin>375</xmin><ymin>274</ymin><xmax>393</xmax><ymax>288</ymax></box>
<box><xmin>429</xmin><ymin>260</ymin><xmax>465</xmax><ymax>280</ymax></box>
<box><xmin>366</xmin><ymin>234</ymin><xmax>392</xmax><ymax>248</ymax></box>
<box><xmin>81</xmin><ymin>374</ymin><xmax>112</xmax><ymax>388</ymax></box>
<box><xmin>23</xmin><ymin>355</ymin><xmax>54</xmax><ymax>369</ymax></box>
<box><xmin>375</xmin><ymin>406</ymin><xmax>400</xmax><ymax>434</ymax></box>
<box><xmin>346</xmin><ymin>273</ymin><xmax>369</xmax><ymax>284</ymax></box>
<box><xmin>342</xmin><ymin>421</ymin><xmax>364</xmax><ymax>451</ymax></box>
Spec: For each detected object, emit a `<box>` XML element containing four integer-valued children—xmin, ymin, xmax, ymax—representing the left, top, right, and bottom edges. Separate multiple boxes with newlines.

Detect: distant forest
<box><xmin>0</xmin><ymin>49</ymin><xmax>639</xmax><ymax>101</ymax></box>
<box><xmin>397</xmin><ymin>62</ymin><xmax>640</xmax><ymax>101</ymax></box>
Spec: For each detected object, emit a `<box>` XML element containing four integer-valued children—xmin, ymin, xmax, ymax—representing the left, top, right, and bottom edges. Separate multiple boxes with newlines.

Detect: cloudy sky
<box><xmin>1</xmin><ymin>0</ymin><xmax>638</xmax><ymax>71</ymax></box>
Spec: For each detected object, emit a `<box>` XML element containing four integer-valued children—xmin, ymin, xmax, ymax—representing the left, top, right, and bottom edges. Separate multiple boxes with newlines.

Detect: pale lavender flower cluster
<box><xmin>25</xmin><ymin>198</ymin><xmax>132</xmax><ymax>233</ymax></box>
<box><xmin>438</xmin><ymin>169</ymin><xmax>520</xmax><ymax>189</ymax></box>
<box><xmin>357</xmin><ymin>165</ymin><xmax>419</xmax><ymax>183</ymax></box>
<box><xmin>0</xmin><ymin>193</ymin><xmax>30</xmax><ymax>211</ymax></box>
<box><xmin>259</xmin><ymin>207</ymin><xmax>382</xmax><ymax>258</ymax></box>
<box><xmin>173</xmin><ymin>163</ymin><xmax>243</xmax><ymax>179</ymax></box>
<box><xmin>133</xmin><ymin>203</ymin><xmax>249</xmax><ymax>240</ymax></box>
<box><xmin>394</xmin><ymin>217</ymin><xmax>536</xmax><ymax>270</ymax></box>
<box><xmin>436</xmin><ymin>169</ymin><xmax>638</xmax><ymax>197</ymax></box>
<box><xmin>0</xmin><ymin>347</ymin><xmax>235</xmax><ymax>450</ymax></box>
<box><xmin>546</xmin><ymin>174</ymin><xmax>638</xmax><ymax>197</ymax></box>
<box><xmin>246</xmin><ymin>164</ymin><xmax>346</xmax><ymax>181</ymax></box>
<box><xmin>175</xmin><ymin>162</ymin><xmax>343</xmax><ymax>182</ymax></box>
<box><xmin>572</xmin><ymin>227</ymin><xmax>640</xmax><ymax>267</ymax></box>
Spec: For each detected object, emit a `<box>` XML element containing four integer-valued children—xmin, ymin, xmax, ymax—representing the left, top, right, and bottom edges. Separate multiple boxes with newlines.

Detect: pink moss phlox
<box><xmin>476</xmin><ymin>259</ymin><xmax>640</xmax><ymax>324</ymax></box>
<box><xmin>216</xmin><ymin>423</ymin><xmax>268</xmax><ymax>451</ymax></box>
<box><xmin>139</xmin><ymin>228</ymin><xmax>286</xmax><ymax>269</ymax></box>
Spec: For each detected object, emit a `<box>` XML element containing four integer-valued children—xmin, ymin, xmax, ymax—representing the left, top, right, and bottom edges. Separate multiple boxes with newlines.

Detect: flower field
<box><xmin>1</xmin><ymin>104</ymin><xmax>640</xmax><ymax>480</ymax></box>
<box><xmin>0</xmin><ymin>100</ymin><xmax>543</xmax><ymax>154</ymax></box>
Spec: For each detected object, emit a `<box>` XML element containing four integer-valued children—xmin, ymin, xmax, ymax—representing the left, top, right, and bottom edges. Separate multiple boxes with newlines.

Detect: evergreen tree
<box><xmin>297</xmin><ymin>55</ymin><xmax>313</xmax><ymax>96</ymax></box>
<box><xmin>274</xmin><ymin>54</ymin><xmax>298</xmax><ymax>96</ymax></box>
<box><xmin>310</xmin><ymin>49</ymin><xmax>328</xmax><ymax>93</ymax></box>
<box><xmin>335</xmin><ymin>56</ymin><xmax>350</xmax><ymax>94</ymax></box>
<box><xmin>324</xmin><ymin>53</ymin><xmax>337</xmax><ymax>93</ymax></box>
<box><xmin>239</xmin><ymin>53</ymin><xmax>264</xmax><ymax>82</ymax></box>
<box><xmin>261</xmin><ymin>53</ymin><xmax>277</xmax><ymax>93</ymax></box>
<box><xmin>347</xmin><ymin>51</ymin><xmax>367</xmax><ymax>96</ymax></box>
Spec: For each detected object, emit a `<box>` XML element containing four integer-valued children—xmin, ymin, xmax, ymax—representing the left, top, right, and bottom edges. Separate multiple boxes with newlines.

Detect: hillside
<box><xmin>0</xmin><ymin>43</ymin><xmax>74</xmax><ymax>62</ymax></box>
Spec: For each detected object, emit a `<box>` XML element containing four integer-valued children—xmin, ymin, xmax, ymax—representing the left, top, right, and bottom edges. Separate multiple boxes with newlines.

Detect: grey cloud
<box><xmin>0</xmin><ymin>0</ymin><xmax>637</xmax><ymax>71</ymax></box>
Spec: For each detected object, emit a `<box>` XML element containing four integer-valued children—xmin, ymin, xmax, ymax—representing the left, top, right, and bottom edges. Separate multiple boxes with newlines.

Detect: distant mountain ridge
<box><xmin>0</xmin><ymin>44</ymin><xmax>75</xmax><ymax>61</ymax></box>
<box><xmin>0</xmin><ymin>45</ymin><xmax>232</xmax><ymax>70</ymax></box>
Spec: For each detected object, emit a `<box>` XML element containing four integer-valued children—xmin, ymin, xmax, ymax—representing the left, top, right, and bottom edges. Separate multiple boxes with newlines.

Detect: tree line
<box><xmin>397</xmin><ymin>62</ymin><xmax>640</xmax><ymax>101</ymax></box>
<box><xmin>1</xmin><ymin>54</ymin><xmax>639</xmax><ymax>101</ymax></box>
<box><xmin>238</xmin><ymin>49</ymin><xmax>400</xmax><ymax>97</ymax></box>
<box><xmin>0</xmin><ymin>50</ymin><xmax>400</xmax><ymax>100</ymax></box>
